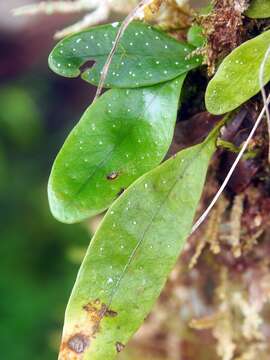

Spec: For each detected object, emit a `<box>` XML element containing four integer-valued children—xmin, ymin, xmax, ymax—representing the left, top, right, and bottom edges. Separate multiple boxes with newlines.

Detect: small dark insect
<box><xmin>115</xmin><ymin>342</ymin><xmax>125</xmax><ymax>353</ymax></box>
<box><xmin>106</xmin><ymin>172</ymin><xmax>119</xmax><ymax>180</ymax></box>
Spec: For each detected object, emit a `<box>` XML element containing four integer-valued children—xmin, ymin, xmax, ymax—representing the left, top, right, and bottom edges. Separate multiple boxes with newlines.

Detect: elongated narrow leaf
<box><xmin>49</xmin><ymin>21</ymin><xmax>202</xmax><ymax>89</ymax></box>
<box><xmin>48</xmin><ymin>76</ymin><xmax>185</xmax><ymax>224</ymax></box>
<box><xmin>245</xmin><ymin>0</ymin><xmax>270</xmax><ymax>18</ymax></box>
<box><xmin>58</xmin><ymin>123</ymin><xmax>221</xmax><ymax>360</ymax></box>
<box><xmin>205</xmin><ymin>30</ymin><xmax>270</xmax><ymax>115</ymax></box>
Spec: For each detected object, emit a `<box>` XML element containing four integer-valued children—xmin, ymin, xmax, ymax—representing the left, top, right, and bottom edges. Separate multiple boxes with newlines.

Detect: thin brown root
<box><xmin>189</xmin><ymin>237</ymin><xmax>206</xmax><ymax>269</ymax></box>
<box><xmin>189</xmin><ymin>196</ymin><xmax>226</xmax><ymax>269</ymax></box>
<box><xmin>229</xmin><ymin>194</ymin><xmax>245</xmax><ymax>258</ymax></box>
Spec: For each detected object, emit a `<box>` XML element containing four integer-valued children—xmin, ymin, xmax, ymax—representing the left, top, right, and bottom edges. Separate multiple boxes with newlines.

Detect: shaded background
<box><xmin>0</xmin><ymin>1</ymin><xmax>95</xmax><ymax>358</ymax></box>
<box><xmin>0</xmin><ymin>1</ymin><xmax>206</xmax><ymax>359</ymax></box>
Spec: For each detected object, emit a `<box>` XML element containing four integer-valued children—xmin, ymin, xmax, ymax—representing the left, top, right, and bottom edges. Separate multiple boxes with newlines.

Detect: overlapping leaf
<box><xmin>49</xmin><ymin>21</ymin><xmax>202</xmax><ymax>89</ymax></box>
<box><xmin>48</xmin><ymin>76</ymin><xmax>185</xmax><ymax>224</ymax></box>
<box><xmin>205</xmin><ymin>30</ymin><xmax>270</xmax><ymax>114</ymax></box>
<box><xmin>58</xmin><ymin>123</ymin><xmax>221</xmax><ymax>360</ymax></box>
<box><xmin>245</xmin><ymin>0</ymin><xmax>270</xmax><ymax>18</ymax></box>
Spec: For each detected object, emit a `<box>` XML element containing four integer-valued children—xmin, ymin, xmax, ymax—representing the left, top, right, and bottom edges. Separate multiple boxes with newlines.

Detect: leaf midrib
<box><xmin>61</xmin><ymin>80</ymin><xmax>177</xmax><ymax>212</ymax></box>
<box><xmin>87</xmin><ymin>130</ymin><xmax>217</xmax><ymax>350</ymax></box>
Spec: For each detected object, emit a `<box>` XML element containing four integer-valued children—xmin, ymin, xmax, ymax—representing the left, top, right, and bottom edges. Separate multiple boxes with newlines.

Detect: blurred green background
<box><xmin>0</xmin><ymin>2</ymin><xmax>96</xmax><ymax>358</ymax></box>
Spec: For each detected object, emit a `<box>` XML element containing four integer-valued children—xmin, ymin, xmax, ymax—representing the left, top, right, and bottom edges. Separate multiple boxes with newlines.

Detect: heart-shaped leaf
<box><xmin>48</xmin><ymin>76</ymin><xmax>185</xmax><ymax>224</ymax></box>
<box><xmin>49</xmin><ymin>21</ymin><xmax>202</xmax><ymax>89</ymax></box>
<box><xmin>245</xmin><ymin>0</ymin><xmax>270</xmax><ymax>18</ymax></box>
<box><xmin>205</xmin><ymin>30</ymin><xmax>270</xmax><ymax>115</ymax></box>
<box><xmin>58</xmin><ymin>123</ymin><xmax>221</xmax><ymax>360</ymax></box>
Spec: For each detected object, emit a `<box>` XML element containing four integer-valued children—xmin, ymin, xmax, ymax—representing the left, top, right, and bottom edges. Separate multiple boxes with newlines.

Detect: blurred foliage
<box><xmin>0</xmin><ymin>74</ymin><xmax>90</xmax><ymax>359</ymax></box>
<box><xmin>0</xmin><ymin>86</ymin><xmax>42</xmax><ymax>148</ymax></box>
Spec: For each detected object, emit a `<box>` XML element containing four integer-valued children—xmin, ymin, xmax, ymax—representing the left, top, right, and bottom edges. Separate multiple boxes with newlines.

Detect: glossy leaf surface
<box><xmin>206</xmin><ymin>30</ymin><xmax>270</xmax><ymax>114</ymax></box>
<box><xmin>245</xmin><ymin>0</ymin><xmax>270</xmax><ymax>18</ymax></box>
<box><xmin>48</xmin><ymin>76</ymin><xmax>185</xmax><ymax>224</ymax></box>
<box><xmin>58</xmin><ymin>124</ymin><xmax>220</xmax><ymax>360</ymax></box>
<box><xmin>49</xmin><ymin>21</ymin><xmax>201</xmax><ymax>88</ymax></box>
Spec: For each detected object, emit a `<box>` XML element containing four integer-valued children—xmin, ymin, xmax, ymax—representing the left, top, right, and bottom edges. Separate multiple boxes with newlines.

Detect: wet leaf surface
<box><xmin>48</xmin><ymin>76</ymin><xmax>185</xmax><ymax>223</ymax></box>
<box><xmin>49</xmin><ymin>21</ymin><xmax>201</xmax><ymax>88</ymax></box>
<box><xmin>205</xmin><ymin>30</ymin><xmax>270</xmax><ymax>114</ymax></box>
<box><xmin>58</xmin><ymin>124</ymin><xmax>221</xmax><ymax>360</ymax></box>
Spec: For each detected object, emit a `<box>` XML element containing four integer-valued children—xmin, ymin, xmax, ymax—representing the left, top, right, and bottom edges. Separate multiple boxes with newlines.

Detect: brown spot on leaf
<box><xmin>67</xmin><ymin>333</ymin><xmax>89</xmax><ymax>354</ymax></box>
<box><xmin>83</xmin><ymin>299</ymin><xmax>107</xmax><ymax>323</ymax></box>
<box><xmin>116</xmin><ymin>342</ymin><xmax>125</xmax><ymax>353</ymax></box>
<box><xmin>83</xmin><ymin>299</ymin><xmax>118</xmax><ymax>334</ymax></box>
<box><xmin>106</xmin><ymin>172</ymin><xmax>118</xmax><ymax>180</ymax></box>
<box><xmin>106</xmin><ymin>309</ymin><xmax>118</xmax><ymax>317</ymax></box>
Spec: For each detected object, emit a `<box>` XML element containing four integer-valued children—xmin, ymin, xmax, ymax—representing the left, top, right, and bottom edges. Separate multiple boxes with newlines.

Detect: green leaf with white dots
<box><xmin>48</xmin><ymin>76</ymin><xmax>185</xmax><ymax>224</ymax></box>
<box><xmin>58</xmin><ymin>122</ymin><xmax>221</xmax><ymax>360</ymax></box>
<box><xmin>49</xmin><ymin>21</ymin><xmax>202</xmax><ymax>89</ymax></box>
<box><xmin>205</xmin><ymin>30</ymin><xmax>270</xmax><ymax>115</ymax></box>
<box><xmin>245</xmin><ymin>0</ymin><xmax>270</xmax><ymax>18</ymax></box>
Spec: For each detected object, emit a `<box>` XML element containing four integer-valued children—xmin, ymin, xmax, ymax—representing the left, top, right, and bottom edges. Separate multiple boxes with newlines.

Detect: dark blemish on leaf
<box><xmin>83</xmin><ymin>299</ymin><xmax>118</xmax><ymax>334</ymax></box>
<box><xmin>106</xmin><ymin>172</ymin><xmax>119</xmax><ymax>180</ymax></box>
<box><xmin>83</xmin><ymin>299</ymin><xmax>106</xmax><ymax>323</ymax></box>
<box><xmin>106</xmin><ymin>309</ymin><xmax>118</xmax><ymax>317</ymax></box>
<box><xmin>67</xmin><ymin>334</ymin><xmax>89</xmax><ymax>354</ymax></box>
<box><xmin>117</xmin><ymin>188</ymin><xmax>125</xmax><ymax>196</ymax></box>
<box><xmin>115</xmin><ymin>342</ymin><xmax>125</xmax><ymax>353</ymax></box>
